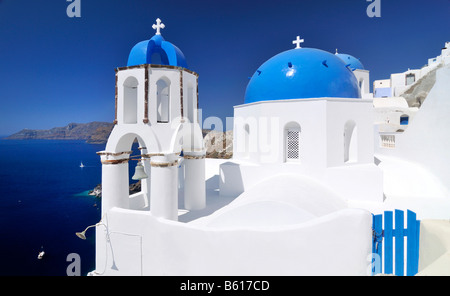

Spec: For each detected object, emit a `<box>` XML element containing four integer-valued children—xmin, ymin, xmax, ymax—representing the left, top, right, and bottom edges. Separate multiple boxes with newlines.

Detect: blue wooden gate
<box><xmin>372</xmin><ymin>210</ymin><xmax>420</xmax><ymax>276</ymax></box>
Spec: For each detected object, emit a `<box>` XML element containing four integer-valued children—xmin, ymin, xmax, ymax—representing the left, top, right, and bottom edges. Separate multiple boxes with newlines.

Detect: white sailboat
<box><xmin>37</xmin><ymin>251</ymin><xmax>45</xmax><ymax>259</ymax></box>
<box><xmin>37</xmin><ymin>246</ymin><xmax>45</xmax><ymax>259</ymax></box>
<box><xmin>80</xmin><ymin>162</ymin><xmax>85</xmax><ymax>168</ymax></box>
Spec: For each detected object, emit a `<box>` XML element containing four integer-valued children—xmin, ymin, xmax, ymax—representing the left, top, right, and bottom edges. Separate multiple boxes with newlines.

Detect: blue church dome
<box><xmin>336</xmin><ymin>53</ymin><xmax>365</xmax><ymax>71</ymax></box>
<box><xmin>127</xmin><ymin>34</ymin><xmax>188</xmax><ymax>68</ymax></box>
<box><xmin>244</xmin><ymin>48</ymin><xmax>361</xmax><ymax>104</ymax></box>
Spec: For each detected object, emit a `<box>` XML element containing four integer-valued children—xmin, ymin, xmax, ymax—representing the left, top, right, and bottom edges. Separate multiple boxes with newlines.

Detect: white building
<box><xmin>372</xmin><ymin>42</ymin><xmax>450</xmax><ymax>140</ymax></box>
<box><xmin>85</xmin><ymin>26</ymin><xmax>378</xmax><ymax>276</ymax></box>
<box><xmin>335</xmin><ymin>50</ymin><xmax>371</xmax><ymax>99</ymax></box>
<box><xmin>93</xmin><ymin>19</ymin><xmax>210</xmax><ymax>274</ymax></box>
<box><xmin>373</xmin><ymin>97</ymin><xmax>418</xmax><ymax>133</ymax></box>
<box><xmin>84</xmin><ymin>20</ymin><xmax>450</xmax><ymax>275</ymax></box>
<box><xmin>373</xmin><ymin>42</ymin><xmax>450</xmax><ymax>99</ymax></box>
<box><xmin>225</xmin><ymin>45</ymin><xmax>383</xmax><ymax>203</ymax></box>
<box><xmin>98</xmin><ymin>21</ymin><xmax>206</xmax><ymax>219</ymax></box>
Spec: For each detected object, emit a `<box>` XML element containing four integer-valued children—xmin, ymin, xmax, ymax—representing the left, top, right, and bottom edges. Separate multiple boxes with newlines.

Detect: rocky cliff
<box><xmin>6</xmin><ymin>122</ymin><xmax>233</xmax><ymax>158</ymax></box>
<box><xmin>203</xmin><ymin>129</ymin><xmax>233</xmax><ymax>159</ymax></box>
<box><xmin>5</xmin><ymin>122</ymin><xmax>114</xmax><ymax>143</ymax></box>
<box><xmin>401</xmin><ymin>64</ymin><xmax>442</xmax><ymax>108</ymax></box>
<box><xmin>6</xmin><ymin>122</ymin><xmax>233</xmax><ymax>162</ymax></box>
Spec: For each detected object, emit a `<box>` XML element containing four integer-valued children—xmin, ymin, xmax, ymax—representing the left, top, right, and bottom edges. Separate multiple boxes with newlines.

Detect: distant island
<box><xmin>4</xmin><ymin>122</ymin><xmax>114</xmax><ymax>144</ymax></box>
<box><xmin>4</xmin><ymin>122</ymin><xmax>234</xmax><ymax>159</ymax></box>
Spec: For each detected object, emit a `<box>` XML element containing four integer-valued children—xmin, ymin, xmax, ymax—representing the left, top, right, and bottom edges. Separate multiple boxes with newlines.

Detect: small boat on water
<box><xmin>80</xmin><ymin>162</ymin><xmax>85</xmax><ymax>168</ymax></box>
<box><xmin>38</xmin><ymin>247</ymin><xmax>45</xmax><ymax>260</ymax></box>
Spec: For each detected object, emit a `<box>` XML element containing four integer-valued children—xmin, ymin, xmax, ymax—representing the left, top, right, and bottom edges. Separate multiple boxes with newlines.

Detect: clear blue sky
<box><xmin>0</xmin><ymin>0</ymin><xmax>448</xmax><ymax>135</ymax></box>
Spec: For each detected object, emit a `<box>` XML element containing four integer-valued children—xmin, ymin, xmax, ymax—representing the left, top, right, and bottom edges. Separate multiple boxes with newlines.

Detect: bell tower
<box><xmin>98</xmin><ymin>18</ymin><xmax>206</xmax><ymax>221</ymax></box>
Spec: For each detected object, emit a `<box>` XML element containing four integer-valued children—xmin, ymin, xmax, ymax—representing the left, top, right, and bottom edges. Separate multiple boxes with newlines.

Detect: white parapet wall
<box><xmin>219</xmin><ymin>161</ymin><xmax>383</xmax><ymax>203</ymax></box>
<box><xmin>92</xmin><ymin>207</ymin><xmax>373</xmax><ymax>276</ymax></box>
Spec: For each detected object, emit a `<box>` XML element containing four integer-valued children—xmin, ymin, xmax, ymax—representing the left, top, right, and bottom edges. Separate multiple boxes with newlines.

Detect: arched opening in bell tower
<box><xmin>157</xmin><ymin>78</ymin><xmax>170</xmax><ymax>123</ymax></box>
<box><xmin>123</xmin><ymin>76</ymin><xmax>139</xmax><ymax>124</ymax></box>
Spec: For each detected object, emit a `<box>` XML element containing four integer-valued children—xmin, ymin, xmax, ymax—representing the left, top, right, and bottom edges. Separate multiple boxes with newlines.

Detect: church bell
<box><xmin>132</xmin><ymin>161</ymin><xmax>148</xmax><ymax>180</ymax></box>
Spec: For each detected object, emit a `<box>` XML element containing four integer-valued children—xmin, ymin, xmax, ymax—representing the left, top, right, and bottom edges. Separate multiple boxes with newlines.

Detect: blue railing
<box><xmin>372</xmin><ymin>210</ymin><xmax>420</xmax><ymax>276</ymax></box>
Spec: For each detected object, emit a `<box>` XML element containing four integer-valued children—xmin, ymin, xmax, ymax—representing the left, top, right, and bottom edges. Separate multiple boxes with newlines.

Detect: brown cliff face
<box><xmin>85</xmin><ymin>124</ymin><xmax>115</xmax><ymax>144</ymax></box>
<box><xmin>203</xmin><ymin>130</ymin><xmax>233</xmax><ymax>159</ymax></box>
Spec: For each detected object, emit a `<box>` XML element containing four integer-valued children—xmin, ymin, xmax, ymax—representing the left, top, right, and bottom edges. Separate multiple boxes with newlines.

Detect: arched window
<box><xmin>157</xmin><ymin>78</ymin><xmax>170</xmax><ymax>123</ymax></box>
<box><xmin>186</xmin><ymin>84</ymin><xmax>194</xmax><ymax>123</ymax></box>
<box><xmin>359</xmin><ymin>78</ymin><xmax>365</xmax><ymax>93</ymax></box>
<box><xmin>244</xmin><ymin>124</ymin><xmax>250</xmax><ymax>158</ymax></box>
<box><xmin>123</xmin><ymin>76</ymin><xmax>139</xmax><ymax>124</ymax></box>
<box><xmin>284</xmin><ymin>122</ymin><xmax>301</xmax><ymax>162</ymax></box>
<box><xmin>344</xmin><ymin>120</ymin><xmax>358</xmax><ymax>163</ymax></box>
<box><xmin>149</xmin><ymin>48</ymin><xmax>169</xmax><ymax>65</ymax></box>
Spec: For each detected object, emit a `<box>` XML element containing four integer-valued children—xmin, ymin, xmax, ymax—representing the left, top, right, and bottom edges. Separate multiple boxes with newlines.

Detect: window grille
<box><xmin>286</xmin><ymin>129</ymin><xmax>300</xmax><ymax>160</ymax></box>
<box><xmin>381</xmin><ymin>135</ymin><xmax>396</xmax><ymax>148</ymax></box>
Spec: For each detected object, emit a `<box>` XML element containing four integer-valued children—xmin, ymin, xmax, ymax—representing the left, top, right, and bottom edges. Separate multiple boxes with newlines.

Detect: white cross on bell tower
<box><xmin>292</xmin><ymin>36</ymin><xmax>304</xmax><ymax>49</ymax></box>
<box><xmin>152</xmin><ymin>18</ymin><xmax>165</xmax><ymax>35</ymax></box>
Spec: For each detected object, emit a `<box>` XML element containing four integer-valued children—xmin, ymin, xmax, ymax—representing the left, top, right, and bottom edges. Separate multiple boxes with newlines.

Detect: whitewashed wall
<box><xmin>391</xmin><ymin>66</ymin><xmax>450</xmax><ymax>192</ymax></box>
<box><xmin>233</xmin><ymin>98</ymin><xmax>374</xmax><ymax>167</ymax></box>
<box><xmin>94</xmin><ymin>207</ymin><xmax>373</xmax><ymax>276</ymax></box>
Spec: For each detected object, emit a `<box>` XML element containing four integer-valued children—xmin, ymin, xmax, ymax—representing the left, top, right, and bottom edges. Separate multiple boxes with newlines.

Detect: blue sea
<box><xmin>0</xmin><ymin>139</ymin><xmax>138</xmax><ymax>276</ymax></box>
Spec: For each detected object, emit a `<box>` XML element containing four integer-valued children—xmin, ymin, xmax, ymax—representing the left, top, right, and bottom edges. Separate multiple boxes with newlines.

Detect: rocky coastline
<box><xmin>89</xmin><ymin>181</ymin><xmax>142</xmax><ymax>198</ymax></box>
<box><xmin>7</xmin><ymin>121</ymin><xmax>234</xmax><ymax>197</ymax></box>
<box><xmin>5</xmin><ymin>122</ymin><xmax>114</xmax><ymax>144</ymax></box>
<box><xmin>5</xmin><ymin>122</ymin><xmax>233</xmax><ymax>155</ymax></box>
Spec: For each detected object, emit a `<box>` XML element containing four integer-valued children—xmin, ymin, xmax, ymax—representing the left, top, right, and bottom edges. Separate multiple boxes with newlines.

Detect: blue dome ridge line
<box><xmin>244</xmin><ymin>48</ymin><xmax>361</xmax><ymax>104</ymax></box>
<box><xmin>127</xmin><ymin>33</ymin><xmax>188</xmax><ymax>68</ymax></box>
<box><xmin>336</xmin><ymin>53</ymin><xmax>365</xmax><ymax>71</ymax></box>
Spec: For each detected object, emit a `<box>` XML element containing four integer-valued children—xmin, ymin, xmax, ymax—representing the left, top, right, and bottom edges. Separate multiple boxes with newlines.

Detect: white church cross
<box><xmin>292</xmin><ymin>36</ymin><xmax>304</xmax><ymax>49</ymax></box>
<box><xmin>152</xmin><ymin>18</ymin><xmax>165</xmax><ymax>35</ymax></box>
